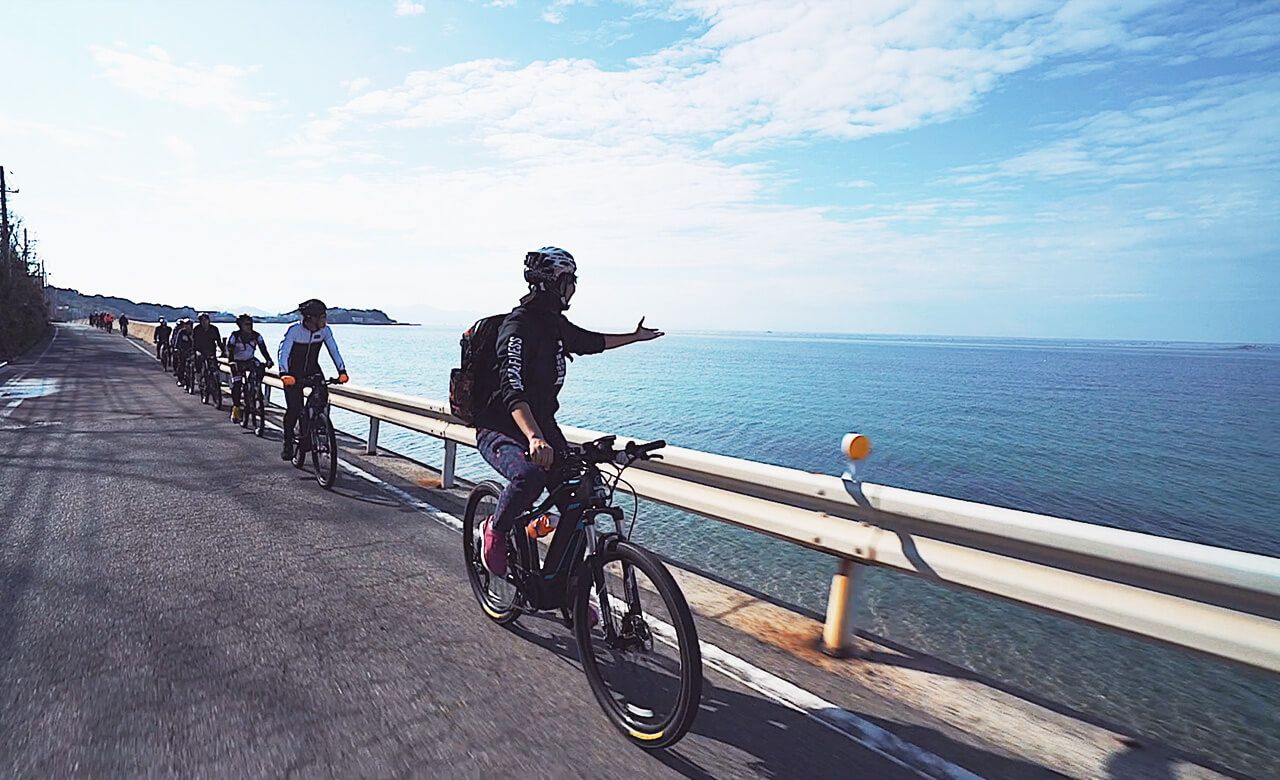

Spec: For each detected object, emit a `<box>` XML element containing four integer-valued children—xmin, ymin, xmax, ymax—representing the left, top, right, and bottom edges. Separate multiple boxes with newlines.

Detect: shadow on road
<box><xmin>504</xmin><ymin>616</ymin><xmax>1067</xmax><ymax>779</ymax></box>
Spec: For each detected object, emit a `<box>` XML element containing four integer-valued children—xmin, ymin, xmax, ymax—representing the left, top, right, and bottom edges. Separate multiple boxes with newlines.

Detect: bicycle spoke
<box><xmin>582</xmin><ymin>554</ymin><xmax>689</xmax><ymax>736</ymax></box>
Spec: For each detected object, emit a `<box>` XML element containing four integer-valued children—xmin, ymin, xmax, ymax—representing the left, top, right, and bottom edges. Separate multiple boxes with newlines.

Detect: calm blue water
<box><xmin>255</xmin><ymin>324</ymin><xmax>1280</xmax><ymax>774</ymax></box>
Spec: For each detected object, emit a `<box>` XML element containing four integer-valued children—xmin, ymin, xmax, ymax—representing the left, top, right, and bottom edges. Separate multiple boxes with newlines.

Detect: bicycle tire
<box><xmin>210</xmin><ymin>368</ymin><xmax>223</xmax><ymax>410</ymax></box>
<box><xmin>574</xmin><ymin>541</ymin><xmax>702</xmax><ymax>749</ymax></box>
<box><xmin>253</xmin><ymin>389</ymin><xmax>266</xmax><ymax>437</ymax></box>
<box><xmin>462</xmin><ymin>481</ymin><xmax>521</xmax><ymax>625</ymax></box>
<box><xmin>312</xmin><ymin>413</ymin><xmax>338</xmax><ymax>489</ymax></box>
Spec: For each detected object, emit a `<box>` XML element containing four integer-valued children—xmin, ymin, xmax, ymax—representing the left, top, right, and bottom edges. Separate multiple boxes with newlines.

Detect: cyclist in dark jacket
<box><xmin>192</xmin><ymin>313</ymin><xmax>222</xmax><ymax>359</ymax></box>
<box><xmin>477</xmin><ymin>247</ymin><xmax>663</xmax><ymax>576</ymax></box>
<box><xmin>153</xmin><ymin>318</ymin><xmax>172</xmax><ymax>359</ymax></box>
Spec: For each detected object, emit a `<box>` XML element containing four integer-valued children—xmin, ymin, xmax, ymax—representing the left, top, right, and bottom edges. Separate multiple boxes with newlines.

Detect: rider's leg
<box><xmin>282</xmin><ymin>384</ymin><xmax>304</xmax><ymax>457</ymax></box>
<box><xmin>477</xmin><ymin>429</ymin><xmax>552</xmax><ymax>535</ymax></box>
<box><xmin>476</xmin><ymin>427</ymin><xmax>567</xmax><ymax>575</ymax></box>
<box><xmin>230</xmin><ymin>364</ymin><xmax>244</xmax><ymax>407</ymax></box>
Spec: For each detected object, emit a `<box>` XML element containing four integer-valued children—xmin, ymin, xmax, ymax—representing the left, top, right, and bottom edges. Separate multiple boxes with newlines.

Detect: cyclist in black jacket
<box><xmin>192</xmin><ymin>313</ymin><xmax>223</xmax><ymax>362</ymax></box>
<box><xmin>476</xmin><ymin>247</ymin><xmax>663</xmax><ymax>576</ymax></box>
<box><xmin>153</xmin><ymin>318</ymin><xmax>172</xmax><ymax>359</ymax></box>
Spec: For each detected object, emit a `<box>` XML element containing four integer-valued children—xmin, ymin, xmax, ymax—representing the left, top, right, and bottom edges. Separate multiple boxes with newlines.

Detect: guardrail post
<box><xmin>366</xmin><ymin>417</ymin><xmax>380</xmax><ymax>455</ymax></box>
<box><xmin>821</xmin><ymin>559</ymin><xmax>864</xmax><ymax>658</ymax></box>
<box><xmin>263</xmin><ymin>386</ymin><xmax>272</xmax><ymax>407</ymax></box>
<box><xmin>442</xmin><ymin>441</ymin><xmax>457</xmax><ymax>489</ymax></box>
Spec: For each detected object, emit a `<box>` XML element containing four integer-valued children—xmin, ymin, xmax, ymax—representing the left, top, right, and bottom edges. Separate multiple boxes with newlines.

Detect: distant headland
<box><xmin>47</xmin><ymin>286</ymin><xmax>409</xmax><ymax>325</ymax></box>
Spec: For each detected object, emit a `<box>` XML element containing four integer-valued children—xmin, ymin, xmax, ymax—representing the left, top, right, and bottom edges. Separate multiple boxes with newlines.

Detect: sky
<box><xmin>0</xmin><ymin>0</ymin><xmax>1277</xmax><ymax>341</ymax></box>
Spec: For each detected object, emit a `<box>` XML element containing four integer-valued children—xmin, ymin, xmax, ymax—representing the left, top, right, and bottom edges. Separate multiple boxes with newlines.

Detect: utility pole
<box><xmin>0</xmin><ymin>166</ymin><xmax>9</xmax><ymax>269</ymax></box>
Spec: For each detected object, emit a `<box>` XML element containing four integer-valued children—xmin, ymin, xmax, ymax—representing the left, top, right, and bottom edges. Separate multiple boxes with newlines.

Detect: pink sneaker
<box><xmin>481</xmin><ymin>519</ymin><xmax>507</xmax><ymax>577</ymax></box>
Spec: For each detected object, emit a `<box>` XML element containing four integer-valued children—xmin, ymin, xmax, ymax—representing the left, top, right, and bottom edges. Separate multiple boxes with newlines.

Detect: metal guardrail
<box><xmin>296</xmin><ymin>374</ymin><xmax>1280</xmax><ymax>672</ymax></box>
<box><xmin>121</xmin><ymin>323</ymin><xmax>1280</xmax><ymax>673</ymax></box>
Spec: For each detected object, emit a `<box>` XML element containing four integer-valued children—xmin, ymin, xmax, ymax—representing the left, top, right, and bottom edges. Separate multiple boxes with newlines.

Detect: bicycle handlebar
<box><xmin>572</xmin><ymin>435</ymin><xmax>666</xmax><ymax>466</ymax></box>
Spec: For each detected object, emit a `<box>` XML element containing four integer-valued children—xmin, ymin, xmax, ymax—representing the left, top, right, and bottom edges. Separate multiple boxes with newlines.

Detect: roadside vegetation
<box><xmin>0</xmin><ymin>214</ymin><xmax>49</xmax><ymax>361</ymax></box>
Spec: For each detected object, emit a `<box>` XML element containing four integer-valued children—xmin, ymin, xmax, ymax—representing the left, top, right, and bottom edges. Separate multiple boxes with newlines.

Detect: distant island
<box><xmin>47</xmin><ymin>286</ymin><xmax>407</xmax><ymax>325</ymax></box>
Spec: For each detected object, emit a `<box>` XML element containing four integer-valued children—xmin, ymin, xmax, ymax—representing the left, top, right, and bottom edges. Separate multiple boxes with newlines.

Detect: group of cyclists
<box><xmin>89</xmin><ymin>312</ymin><xmax>126</xmax><ymax>334</ymax></box>
<box><xmin>151</xmin><ymin>301</ymin><xmax>348</xmax><ymax>461</ymax></box>
<box><xmin>130</xmin><ymin>248</ymin><xmax>692</xmax><ymax>745</ymax></box>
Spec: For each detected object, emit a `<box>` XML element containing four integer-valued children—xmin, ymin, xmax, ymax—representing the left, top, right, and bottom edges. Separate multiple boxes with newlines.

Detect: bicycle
<box><xmin>197</xmin><ymin>353</ymin><xmax>224</xmax><ymax>410</ymax></box>
<box><xmin>462</xmin><ymin>436</ymin><xmax>702</xmax><ymax>749</ymax></box>
<box><xmin>237</xmin><ymin>361</ymin><xmax>268</xmax><ymax>437</ymax></box>
<box><xmin>176</xmin><ymin>349</ymin><xmax>195</xmax><ymax>394</ymax></box>
<box><xmin>291</xmin><ymin>374</ymin><xmax>340</xmax><ymax>489</ymax></box>
<box><xmin>158</xmin><ymin>342</ymin><xmax>172</xmax><ymax>372</ymax></box>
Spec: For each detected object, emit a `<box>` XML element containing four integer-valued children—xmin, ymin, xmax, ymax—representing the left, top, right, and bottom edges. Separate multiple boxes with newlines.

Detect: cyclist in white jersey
<box><xmin>226</xmin><ymin>314</ymin><xmax>275</xmax><ymax>421</ymax></box>
<box><xmin>277</xmin><ymin>299</ymin><xmax>348</xmax><ymax>460</ymax></box>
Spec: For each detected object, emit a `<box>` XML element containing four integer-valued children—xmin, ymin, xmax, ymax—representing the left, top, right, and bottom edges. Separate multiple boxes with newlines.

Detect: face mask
<box><xmin>557</xmin><ymin>274</ymin><xmax>577</xmax><ymax>309</ymax></box>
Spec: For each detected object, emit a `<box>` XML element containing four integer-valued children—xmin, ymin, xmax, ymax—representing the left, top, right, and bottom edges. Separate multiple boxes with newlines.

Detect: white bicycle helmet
<box><xmin>524</xmin><ymin>246</ymin><xmax>577</xmax><ymax>308</ymax></box>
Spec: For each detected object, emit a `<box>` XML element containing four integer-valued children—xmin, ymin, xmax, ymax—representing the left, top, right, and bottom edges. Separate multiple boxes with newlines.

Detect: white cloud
<box><xmin>323</xmin><ymin>0</ymin><xmax>1201</xmax><ymax>156</ymax></box>
<box><xmin>952</xmin><ymin>74</ymin><xmax>1280</xmax><ymax>185</ymax></box>
<box><xmin>89</xmin><ymin>44</ymin><xmax>270</xmax><ymax>118</ymax></box>
<box><xmin>342</xmin><ymin>77</ymin><xmax>373</xmax><ymax>95</ymax></box>
<box><xmin>162</xmin><ymin>135</ymin><xmax>195</xmax><ymax>160</ymax></box>
<box><xmin>394</xmin><ymin>0</ymin><xmax>425</xmax><ymax>16</ymax></box>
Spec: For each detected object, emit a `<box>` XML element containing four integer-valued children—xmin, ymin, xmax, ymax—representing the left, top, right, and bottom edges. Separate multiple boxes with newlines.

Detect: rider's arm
<box><xmin>562</xmin><ymin>316</ymin><xmax>662</xmax><ymax>352</ymax></box>
<box><xmin>256</xmin><ymin>334</ymin><xmax>273</xmax><ymax>365</ymax></box>
<box><xmin>277</xmin><ymin>327</ymin><xmax>294</xmax><ymax>375</ymax></box>
<box><xmin>496</xmin><ymin>313</ymin><xmax>551</xmax><ymax>465</ymax></box>
<box><xmin>560</xmin><ymin>317</ymin><xmax>606</xmax><ymax>356</ymax></box>
<box><xmin>321</xmin><ymin>327</ymin><xmax>347</xmax><ymax>375</ymax></box>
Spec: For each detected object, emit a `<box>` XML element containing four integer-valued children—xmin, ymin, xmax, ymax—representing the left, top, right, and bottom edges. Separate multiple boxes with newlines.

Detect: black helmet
<box><xmin>298</xmin><ymin>298</ymin><xmax>327</xmax><ymax>317</ymax></box>
<box><xmin>235</xmin><ymin>313</ymin><xmax>253</xmax><ymax>326</ymax></box>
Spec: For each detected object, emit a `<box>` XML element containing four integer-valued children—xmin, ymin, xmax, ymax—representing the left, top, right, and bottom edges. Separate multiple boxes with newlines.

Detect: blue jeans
<box><xmin>476</xmin><ymin>424</ymin><xmax>569</xmax><ymax>535</ymax></box>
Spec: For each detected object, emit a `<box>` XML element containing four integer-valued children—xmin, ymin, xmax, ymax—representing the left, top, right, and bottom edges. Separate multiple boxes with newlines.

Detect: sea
<box><xmin>252</xmin><ymin>323</ymin><xmax>1280</xmax><ymax>775</ymax></box>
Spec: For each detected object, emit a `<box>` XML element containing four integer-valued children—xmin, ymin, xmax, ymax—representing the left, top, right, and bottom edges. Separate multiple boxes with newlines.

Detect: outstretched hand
<box><xmin>632</xmin><ymin>317</ymin><xmax>664</xmax><ymax>342</ymax></box>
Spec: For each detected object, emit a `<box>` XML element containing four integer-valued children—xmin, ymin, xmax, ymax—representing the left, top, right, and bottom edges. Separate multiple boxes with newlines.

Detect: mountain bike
<box><xmin>238</xmin><ymin>362</ymin><xmax>267</xmax><ymax>437</ymax></box>
<box><xmin>463</xmin><ymin>436</ymin><xmax>702</xmax><ymax>749</ymax></box>
<box><xmin>291</xmin><ymin>374</ymin><xmax>340</xmax><ymax>489</ymax></box>
<box><xmin>197</xmin><ymin>353</ymin><xmax>223</xmax><ymax>410</ymax></box>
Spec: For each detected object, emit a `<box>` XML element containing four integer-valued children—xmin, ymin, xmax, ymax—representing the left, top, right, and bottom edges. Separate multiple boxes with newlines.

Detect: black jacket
<box><xmin>475</xmin><ymin>296</ymin><xmax>605</xmax><ymax>439</ymax></box>
<box><xmin>192</xmin><ymin>323</ymin><xmax>222</xmax><ymax>355</ymax></box>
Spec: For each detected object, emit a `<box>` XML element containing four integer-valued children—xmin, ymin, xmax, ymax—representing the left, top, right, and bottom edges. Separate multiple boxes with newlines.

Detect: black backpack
<box><xmin>449</xmin><ymin>313</ymin><xmax>507</xmax><ymax>424</ymax></box>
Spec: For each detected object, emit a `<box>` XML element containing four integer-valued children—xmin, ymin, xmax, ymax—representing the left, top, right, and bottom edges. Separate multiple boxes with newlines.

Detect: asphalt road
<box><xmin>0</xmin><ymin>325</ymin><xmax>923</xmax><ymax>778</ymax></box>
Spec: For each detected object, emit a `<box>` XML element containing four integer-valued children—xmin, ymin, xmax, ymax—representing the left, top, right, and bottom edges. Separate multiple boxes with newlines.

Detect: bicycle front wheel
<box><xmin>311</xmin><ymin>413</ymin><xmax>338</xmax><ymax>489</ymax></box>
<box><xmin>575</xmin><ymin>541</ymin><xmax>702</xmax><ymax>749</ymax></box>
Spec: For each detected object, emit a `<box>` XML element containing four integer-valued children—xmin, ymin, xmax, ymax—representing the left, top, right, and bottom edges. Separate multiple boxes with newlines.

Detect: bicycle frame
<box><xmin>504</xmin><ymin>462</ymin><xmax>627</xmax><ymax>614</ymax></box>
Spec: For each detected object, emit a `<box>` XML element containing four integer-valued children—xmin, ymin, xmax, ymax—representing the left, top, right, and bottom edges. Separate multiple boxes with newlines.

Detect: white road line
<box><xmin>8</xmin><ymin>327</ymin><xmax>59</xmax><ymax>384</ymax></box>
<box><xmin>0</xmin><ymin>361</ymin><xmax>9</xmax><ymax>370</ymax></box>
<box><xmin>124</xmin><ymin>336</ymin><xmax>159</xmax><ymax>359</ymax></box>
<box><xmin>334</xmin><ymin>457</ymin><xmax>983</xmax><ymax>780</ymax></box>
<box><xmin>0</xmin><ymin>399</ymin><xmax>22</xmax><ymax>420</ymax></box>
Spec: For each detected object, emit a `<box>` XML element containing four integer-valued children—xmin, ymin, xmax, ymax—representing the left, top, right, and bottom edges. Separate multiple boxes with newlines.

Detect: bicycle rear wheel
<box><xmin>210</xmin><ymin>368</ymin><xmax>223</xmax><ymax>410</ymax></box>
<box><xmin>253</xmin><ymin>388</ymin><xmax>266</xmax><ymax>437</ymax></box>
<box><xmin>311</xmin><ymin>412</ymin><xmax>338</xmax><ymax>489</ymax></box>
<box><xmin>575</xmin><ymin>541</ymin><xmax>702</xmax><ymax>749</ymax></box>
<box><xmin>462</xmin><ymin>481</ymin><xmax>521</xmax><ymax>624</ymax></box>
